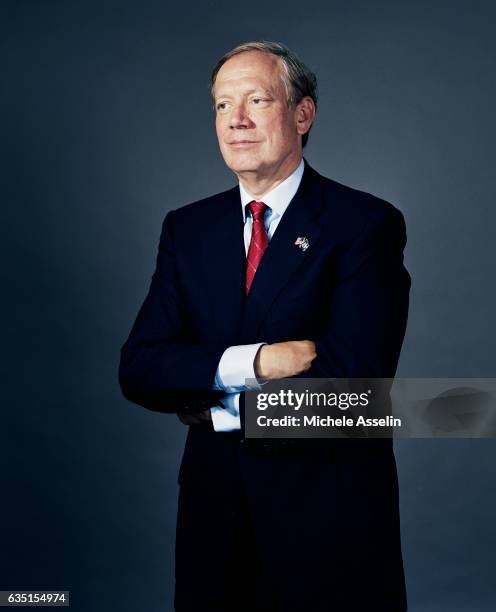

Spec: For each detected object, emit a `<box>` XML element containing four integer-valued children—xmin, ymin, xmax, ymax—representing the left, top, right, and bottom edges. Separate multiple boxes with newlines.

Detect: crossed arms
<box><xmin>119</xmin><ymin>205</ymin><xmax>410</xmax><ymax>416</ymax></box>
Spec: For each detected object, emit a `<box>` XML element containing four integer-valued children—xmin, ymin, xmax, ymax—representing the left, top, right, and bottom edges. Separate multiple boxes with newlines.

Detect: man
<box><xmin>119</xmin><ymin>41</ymin><xmax>410</xmax><ymax>611</ymax></box>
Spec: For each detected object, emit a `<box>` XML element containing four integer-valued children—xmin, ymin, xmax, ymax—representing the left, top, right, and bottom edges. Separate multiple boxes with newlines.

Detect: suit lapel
<box><xmin>240</xmin><ymin>161</ymin><xmax>325</xmax><ymax>343</ymax></box>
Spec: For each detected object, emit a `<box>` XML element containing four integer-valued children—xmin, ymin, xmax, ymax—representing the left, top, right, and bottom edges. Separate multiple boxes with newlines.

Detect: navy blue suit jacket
<box><xmin>119</xmin><ymin>159</ymin><xmax>411</xmax><ymax>611</ymax></box>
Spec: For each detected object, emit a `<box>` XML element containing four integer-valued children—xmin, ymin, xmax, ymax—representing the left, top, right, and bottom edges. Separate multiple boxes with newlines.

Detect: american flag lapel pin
<box><xmin>294</xmin><ymin>236</ymin><xmax>310</xmax><ymax>251</ymax></box>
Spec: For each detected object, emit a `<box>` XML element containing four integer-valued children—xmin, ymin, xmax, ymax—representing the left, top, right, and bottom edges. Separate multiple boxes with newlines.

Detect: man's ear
<box><xmin>295</xmin><ymin>96</ymin><xmax>316</xmax><ymax>136</ymax></box>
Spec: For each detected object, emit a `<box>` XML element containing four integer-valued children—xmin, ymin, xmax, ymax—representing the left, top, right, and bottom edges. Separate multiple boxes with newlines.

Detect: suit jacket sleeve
<box><xmin>118</xmin><ymin>211</ymin><xmax>227</xmax><ymax>414</ymax></box>
<box><xmin>301</xmin><ymin>205</ymin><xmax>410</xmax><ymax>379</ymax></box>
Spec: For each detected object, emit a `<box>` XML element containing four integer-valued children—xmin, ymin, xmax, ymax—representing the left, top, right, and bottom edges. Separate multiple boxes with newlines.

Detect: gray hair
<box><xmin>211</xmin><ymin>40</ymin><xmax>318</xmax><ymax>148</ymax></box>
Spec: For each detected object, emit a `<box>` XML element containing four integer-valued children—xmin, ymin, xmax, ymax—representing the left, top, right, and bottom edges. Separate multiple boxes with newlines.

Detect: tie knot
<box><xmin>247</xmin><ymin>201</ymin><xmax>268</xmax><ymax>221</ymax></box>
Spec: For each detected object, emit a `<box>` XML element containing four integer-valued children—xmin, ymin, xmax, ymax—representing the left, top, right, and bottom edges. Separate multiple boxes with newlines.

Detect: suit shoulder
<box><xmin>167</xmin><ymin>186</ymin><xmax>238</xmax><ymax>226</ymax></box>
<box><xmin>317</xmin><ymin>171</ymin><xmax>404</xmax><ymax>223</ymax></box>
<box><xmin>305</xmin><ymin>166</ymin><xmax>406</xmax><ymax>245</ymax></box>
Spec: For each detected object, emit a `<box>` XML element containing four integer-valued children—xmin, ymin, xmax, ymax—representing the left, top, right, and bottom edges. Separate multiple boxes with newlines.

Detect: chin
<box><xmin>229</xmin><ymin>163</ymin><xmax>261</xmax><ymax>174</ymax></box>
<box><xmin>221</xmin><ymin>137</ymin><xmax>268</xmax><ymax>167</ymax></box>
<box><xmin>224</xmin><ymin>154</ymin><xmax>262</xmax><ymax>174</ymax></box>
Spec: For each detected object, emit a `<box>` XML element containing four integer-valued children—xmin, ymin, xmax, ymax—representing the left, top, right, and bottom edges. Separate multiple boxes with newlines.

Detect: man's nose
<box><xmin>229</xmin><ymin>103</ymin><xmax>252</xmax><ymax>129</ymax></box>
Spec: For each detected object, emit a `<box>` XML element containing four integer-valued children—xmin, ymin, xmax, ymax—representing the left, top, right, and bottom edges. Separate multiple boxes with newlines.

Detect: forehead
<box><xmin>214</xmin><ymin>51</ymin><xmax>284</xmax><ymax>96</ymax></box>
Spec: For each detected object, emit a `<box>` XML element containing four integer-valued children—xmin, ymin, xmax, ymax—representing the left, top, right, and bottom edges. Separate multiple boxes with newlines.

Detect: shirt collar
<box><xmin>239</xmin><ymin>158</ymin><xmax>305</xmax><ymax>222</ymax></box>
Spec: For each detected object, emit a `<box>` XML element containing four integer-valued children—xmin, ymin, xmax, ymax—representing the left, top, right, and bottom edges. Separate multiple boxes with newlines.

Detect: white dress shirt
<box><xmin>210</xmin><ymin>158</ymin><xmax>305</xmax><ymax>431</ymax></box>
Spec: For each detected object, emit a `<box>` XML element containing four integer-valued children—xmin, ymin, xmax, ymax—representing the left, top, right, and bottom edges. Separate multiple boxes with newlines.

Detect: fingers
<box><xmin>177</xmin><ymin>409</ymin><xmax>212</xmax><ymax>426</ymax></box>
<box><xmin>293</xmin><ymin>341</ymin><xmax>316</xmax><ymax>374</ymax></box>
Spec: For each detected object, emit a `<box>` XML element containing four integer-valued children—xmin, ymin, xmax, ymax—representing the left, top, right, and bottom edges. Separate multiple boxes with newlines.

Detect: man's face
<box><xmin>214</xmin><ymin>51</ymin><xmax>302</xmax><ymax>177</ymax></box>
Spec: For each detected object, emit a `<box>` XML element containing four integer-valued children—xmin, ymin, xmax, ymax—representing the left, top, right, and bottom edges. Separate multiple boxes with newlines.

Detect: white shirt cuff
<box><xmin>214</xmin><ymin>343</ymin><xmax>266</xmax><ymax>393</ymax></box>
<box><xmin>210</xmin><ymin>394</ymin><xmax>241</xmax><ymax>432</ymax></box>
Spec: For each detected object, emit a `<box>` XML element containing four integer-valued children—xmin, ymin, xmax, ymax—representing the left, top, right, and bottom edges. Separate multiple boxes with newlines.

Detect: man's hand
<box><xmin>254</xmin><ymin>340</ymin><xmax>316</xmax><ymax>380</ymax></box>
<box><xmin>177</xmin><ymin>409</ymin><xmax>212</xmax><ymax>426</ymax></box>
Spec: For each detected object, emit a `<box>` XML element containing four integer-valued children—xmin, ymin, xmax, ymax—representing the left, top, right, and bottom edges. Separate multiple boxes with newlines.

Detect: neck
<box><xmin>236</xmin><ymin>153</ymin><xmax>302</xmax><ymax>199</ymax></box>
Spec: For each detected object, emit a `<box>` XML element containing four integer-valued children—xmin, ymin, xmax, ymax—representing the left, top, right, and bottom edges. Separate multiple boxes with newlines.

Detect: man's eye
<box><xmin>251</xmin><ymin>98</ymin><xmax>270</xmax><ymax>106</ymax></box>
<box><xmin>216</xmin><ymin>102</ymin><xmax>228</xmax><ymax>111</ymax></box>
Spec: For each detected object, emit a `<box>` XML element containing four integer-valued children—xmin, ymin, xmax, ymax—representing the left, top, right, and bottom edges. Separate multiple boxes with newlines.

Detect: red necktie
<box><xmin>245</xmin><ymin>201</ymin><xmax>269</xmax><ymax>295</ymax></box>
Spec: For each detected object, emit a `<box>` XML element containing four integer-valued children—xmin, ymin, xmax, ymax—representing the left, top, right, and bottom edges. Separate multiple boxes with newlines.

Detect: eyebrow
<box><xmin>214</xmin><ymin>88</ymin><xmax>273</xmax><ymax>101</ymax></box>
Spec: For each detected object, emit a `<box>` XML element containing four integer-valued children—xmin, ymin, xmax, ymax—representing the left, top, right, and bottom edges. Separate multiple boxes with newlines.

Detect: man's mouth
<box><xmin>228</xmin><ymin>140</ymin><xmax>259</xmax><ymax>146</ymax></box>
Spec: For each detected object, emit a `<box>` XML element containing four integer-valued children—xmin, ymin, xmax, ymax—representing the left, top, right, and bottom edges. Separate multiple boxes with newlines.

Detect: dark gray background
<box><xmin>4</xmin><ymin>0</ymin><xmax>496</xmax><ymax>610</ymax></box>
